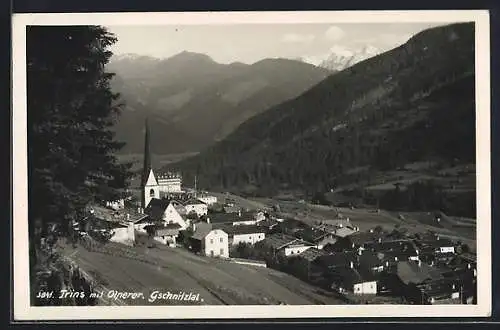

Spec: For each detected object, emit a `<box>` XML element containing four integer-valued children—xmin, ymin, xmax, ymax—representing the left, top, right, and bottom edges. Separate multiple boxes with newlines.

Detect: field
<box><xmin>216</xmin><ymin>192</ymin><xmax>476</xmax><ymax>251</ymax></box>
<box><xmin>58</xmin><ymin>242</ymin><xmax>345</xmax><ymax>306</ymax></box>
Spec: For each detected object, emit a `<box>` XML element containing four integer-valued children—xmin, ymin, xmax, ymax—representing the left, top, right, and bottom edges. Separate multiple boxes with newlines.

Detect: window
<box><xmin>210</xmin><ymin>239</ymin><xmax>214</xmax><ymax>244</ymax></box>
<box><xmin>210</xmin><ymin>250</ymin><xmax>214</xmax><ymax>257</ymax></box>
<box><xmin>220</xmin><ymin>237</ymin><xmax>223</xmax><ymax>243</ymax></box>
<box><xmin>149</xmin><ymin>189</ymin><xmax>155</xmax><ymax>197</ymax></box>
<box><xmin>220</xmin><ymin>248</ymin><xmax>224</xmax><ymax>255</ymax></box>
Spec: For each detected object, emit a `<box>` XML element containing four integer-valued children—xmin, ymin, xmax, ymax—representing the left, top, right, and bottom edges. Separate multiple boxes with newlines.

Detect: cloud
<box><xmin>354</xmin><ymin>33</ymin><xmax>411</xmax><ymax>48</ymax></box>
<box><xmin>282</xmin><ymin>33</ymin><xmax>316</xmax><ymax>43</ymax></box>
<box><xmin>324</xmin><ymin>26</ymin><xmax>345</xmax><ymax>41</ymax></box>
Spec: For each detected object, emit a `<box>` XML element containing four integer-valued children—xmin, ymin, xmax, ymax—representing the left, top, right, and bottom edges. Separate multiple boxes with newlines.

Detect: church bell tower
<box><xmin>141</xmin><ymin>118</ymin><xmax>158</xmax><ymax>208</ymax></box>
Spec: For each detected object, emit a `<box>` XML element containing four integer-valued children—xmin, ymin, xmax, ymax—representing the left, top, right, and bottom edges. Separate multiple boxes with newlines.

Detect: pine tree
<box><xmin>27</xmin><ymin>26</ymin><xmax>132</xmax><ymax>241</ymax></box>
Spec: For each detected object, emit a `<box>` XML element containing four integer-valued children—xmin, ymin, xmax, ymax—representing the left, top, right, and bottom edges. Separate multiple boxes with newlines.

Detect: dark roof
<box><xmin>330</xmin><ymin>266</ymin><xmax>377</xmax><ymax>287</ymax></box>
<box><xmin>396</xmin><ymin>261</ymin><xmax>443</xmax><ymax>285</ymax></box>
<box><xmin>416</xmin><ymin>239</ymin><xmax>456</xmax><ymax>249</ymax></box>
<box><xmin>208</xmin><ymin>211</ymin><xmax>255</xmax><ymax>224</ymax></box>
<box><xmin>191</xmin><ymin>223</ymin><xmax>213</xmax><ymax>240</ymax></box>
<box><xmin>294</xmin><ymin>227</ymin><xmax>330</xmax><ymax>243</ymax></box>
<box><xmin>297</xmin><ymin>248</ymin><xmax>327</xmax><ymax>262</ymax></box>
<box><xmin>261</xmin><ymin>234</ymin><xmax>308</xmax><ymax>250</ymax></box>
<box><xmin>349</xmin><ymin>231</ymin><xmax>383</xmax><ymax>245</ymax></box>
<box><xmin>358</xmin><ymin>251</ymin><xmax>384</xmax><ymax>269</ymax></box>
<box><xmin>364</xmin><ymin>240</ymin><xmax>418</xmax><ymax>255</ymax></box>
<box><xmin>145</xmin><ymin>198</ymin><xmax>171</xmax><ymax>220</ymax></box>
<box><xmin>223</xmin><ymin>224</ymin><xmax>266</xmax><ymax>236</ymax></box>
<box><xmin>156</xmin><ymin>227</ymin><xmax>180</xmax><ymax>237</ymax></box>
<box><xmin>184</xmin><ymin>198</ymin><xmax>207</xmax><ymax>205</ymax></box>
<box><xmin>223</xmin><ymin>206</ymin><xmax>240</xmax><ymax>213</ymax></box>
<box><xmin>314</xmin><ymin>252</ymin><xmax>357</xmax><ymax>269</ymax></box>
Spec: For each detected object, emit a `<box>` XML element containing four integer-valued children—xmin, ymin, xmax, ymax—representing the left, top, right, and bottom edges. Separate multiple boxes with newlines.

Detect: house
<box><xmin>223</xmin><ymin>225</ymin><xmax>266</xmax><ymax>246</ymax></box>
<box><xmin>153</xmin><ymin>223</ymin><xmax>182</xmax><ymax>247</ymax></box>
<box><xmin>358</xmin><ymin>250</ymin><xmax>385</xmax><ymax>273</ymax></box>
<box><xmin>294</xmin><ymin>227</ymin><xmax>338</xmax><ymax>249</ymax></box>
<box><xmin>108</xmin><ymin>222</ymin><xmax>135</xmax><ymax>246</ymax></box>
<box><xmin>105</xmin><ymin>199</ymin><xmax>125</xmax><ymax>210</ymax></box>
<box><xmin>197</xmin><ymin>194</ymin><xmax>217</xmax><ymax>206</ymax></box>
<box><xmin>287</xmin><ymin>248</ymin><xmax>328</xmax><ymax>281</ymax></box>
<box><xmin>207</xmin><ymin>210</ymin><xmax>264</xmax><ymax>227</ymax></box>
<box><xmin>364</xmin><ymin>239</ymin><xmax>420</xmax><ymax>262</ymax></box>
<box><xmin>189</xmin><ymin>222</ymin><xmax>229</xmax><ymax>258</ymax></box>
<box><xmin>381</xmin><ymin>260</ymin><xmax>443</xmax><ymax>300</ymax></box>
<box><xmin>223</xmin><ymin>205</ymin><xmax>240</xmax><ymax>214</ymax></box>
<box><xmin>415</xmin><ymin>238</ymin><xmax>456</xmax><ymax>255</ymax></box>
<box><xmin>413</xmin><ymin>278</ymin><xmax>463</xmax><ymax>304</ymax></box>
<box><xmin>260</xmin><ymin>234</ymin><xmax>315</xmax><ymax>257</ymax></box>
<box><xmin>328</xmin><ymin>263</ymin><xmax>378</xmax><ymax>295</ymax></box>
<box><xmin>144</xmin><ymin>198</ymin><xmax>189</xmax><ymax>230</ymax></box>
<box><xmin>183</xmin><ymin>198</ymin><xmax>208</xmax><ymax>217</ymax></box>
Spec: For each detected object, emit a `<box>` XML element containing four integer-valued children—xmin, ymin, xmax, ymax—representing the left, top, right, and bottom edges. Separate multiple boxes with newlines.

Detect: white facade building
<box><xmin>197</xmin><ymin>195</ymin><xmax>217</xmax><ymax>206</ymax></box>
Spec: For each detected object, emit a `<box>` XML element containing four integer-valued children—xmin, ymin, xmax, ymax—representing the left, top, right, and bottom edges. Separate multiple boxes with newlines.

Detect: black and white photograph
<box><xmin>12</xmin><ymin>10</ymin><xmax>491</xmax><ymax>320</ymax></box>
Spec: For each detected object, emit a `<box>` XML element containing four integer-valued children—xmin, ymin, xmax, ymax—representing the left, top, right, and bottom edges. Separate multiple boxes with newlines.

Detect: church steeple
<box><xmin>141</xmin><ymin>118</ymin><xmax>152</xmax><ymax>188</ymax></box>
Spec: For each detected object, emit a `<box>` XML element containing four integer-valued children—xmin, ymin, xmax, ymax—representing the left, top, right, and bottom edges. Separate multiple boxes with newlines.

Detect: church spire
<box><xmin>141</xmin><ymin>118</ymin><xmax>152</xmax><ymax>189</ymax></box>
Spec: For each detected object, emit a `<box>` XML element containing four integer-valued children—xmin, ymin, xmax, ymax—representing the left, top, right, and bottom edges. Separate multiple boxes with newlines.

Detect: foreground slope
<box><xmin>174</xmin><ymin>23</ymin><xmax>476</xmax><ymax>217</ymax></box>
<box><xmin>60</xmin><ymin>243</ymin><xmax>345</xmax><ymax>305</ymax></box>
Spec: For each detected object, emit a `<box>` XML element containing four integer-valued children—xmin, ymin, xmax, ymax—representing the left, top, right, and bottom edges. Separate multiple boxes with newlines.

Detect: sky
<box><xmin>106</xmin><ymin>22</ymin><xmax>448</xmax><ymax>64</ymax></box>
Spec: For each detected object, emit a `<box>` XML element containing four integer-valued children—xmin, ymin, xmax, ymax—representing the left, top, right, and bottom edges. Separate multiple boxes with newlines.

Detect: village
<box><xmin>65</xmin><ymin>123</ymin><xmax>478</xmax><ymax>306</ymax></box>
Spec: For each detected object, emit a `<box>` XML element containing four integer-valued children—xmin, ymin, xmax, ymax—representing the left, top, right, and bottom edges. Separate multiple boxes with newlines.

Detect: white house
<box><xmin>197</xmin><ymin>195</ymin><xmax>217</xmax><ymax>206</ymax></box>
<box><xmin>190</xmin><ymin>223</ymin><xmax>229</xmax><ymax>258</ymax></box>
<box><xmin>333</xmin><ymin>263</ymin><xmax>378</xmax><ymax>295</ymax></box>
<box><xmin>144</xmin><ymin>198</ymin><xmax>189</xmax><ymax>230</ymax></box>
<box><xmin>106</xmin><ymin>199</ymin><xmax>125</xmax><ymax>210</ymax></box>
<box><xmin>261</xmin><ymin>234</ymin><xmax>315</xmax><ymax>257</ymax></box>
<box><xmin>184</xmin><ymin>198</ymin><xmax>208</xmax><ymax>217</ymax></box>
<box><xmin>153</xmin><ymin>224</ymin><xmax>181</xmax><ymax>247</ymax></box>
<box><xmin>225</xmin><ymin>225</ymin><xmax>266</xmax><ymax>246</ymax></box>
<box><xmin>109</xmin><ymin>222</ymin><xmax>135</xmax><ymax>247</ymax></box>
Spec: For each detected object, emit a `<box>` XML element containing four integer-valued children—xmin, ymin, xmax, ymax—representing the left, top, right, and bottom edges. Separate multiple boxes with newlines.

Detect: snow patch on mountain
<box><xmin>301</xmin><ymin>45</ymin><xmax>381</xmax><ymax>72</ymax></box>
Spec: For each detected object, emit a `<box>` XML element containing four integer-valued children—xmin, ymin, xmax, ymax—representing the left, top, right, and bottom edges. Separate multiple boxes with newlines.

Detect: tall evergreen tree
<box><xmin>27</xmin><ymin>26</ymin><xmax>132</xmax><ymax>242</ymax></box>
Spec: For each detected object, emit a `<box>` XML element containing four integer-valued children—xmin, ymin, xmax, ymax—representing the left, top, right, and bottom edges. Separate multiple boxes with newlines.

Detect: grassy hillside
<box><xmin>172</xmin><ymin>23</ymin><xmax>476</xmax><ymax>218</ymax></box>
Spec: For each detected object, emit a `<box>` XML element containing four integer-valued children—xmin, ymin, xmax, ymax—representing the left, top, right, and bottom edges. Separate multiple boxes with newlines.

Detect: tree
<box><xmin>27</xmin><ymin>26</ymin><xmax>132</xmax><ymax>256</ymax></box>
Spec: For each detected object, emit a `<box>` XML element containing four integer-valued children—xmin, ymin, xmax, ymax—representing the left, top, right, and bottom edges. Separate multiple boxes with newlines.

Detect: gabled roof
<box><xmin>191</xmin><ymin>223</ymin><xmax>213</xmax><ymax>240</ymax></box>
<box><xmin>314</xmin><ymin>252</ymin><xmax>357</xmax><ymax>269</ymax></box>
<box><xmin>294</xmin><ymin>227</ymin><xmax>330</xmax><ymax>243</ymax></box>
<box><xmin>396</xmin><ymin>261</ymin><xmax>443</xmax><ymax>285</ymax></box>
<box><xmin>297</xmin><ymin>248</ymin><xmax>327</xmax><ymax>262</ymax></box>
<box><xmin>208</xmin><ymin>211</ymin><xmax>256</xmax><ymax>224</ymax></box>
<box><xmin>330</xmin><ymin>266</ymin><xmax>377</xmax><ymax>287</ymax></box>
<box><xmin>184</xmin><ymin>198</ymin><xmax>207</xmax><ymax>205</ymax></box>
<box><xmin>144</xmin><ymin>198</ymin><xmax>171</xmax><ymax>220</ymax></box>
<box><xmin>223</xmin><ymin>224</ymin><xmax>266</xmax><ymax>236</ymax></box>
<box><xmin>261</xmin><ymin>234</ymin><xmax>310</xmax><ymax>250</ymax></box>
<box><xmin>156</xmin><ymin>227</ymin><xmax>180</xmax><ymax>237</ymax></box>
<box><xmin>358</xmin><ymin>251</ymin><xmax>384</xmax><ymax>269</ymax></box>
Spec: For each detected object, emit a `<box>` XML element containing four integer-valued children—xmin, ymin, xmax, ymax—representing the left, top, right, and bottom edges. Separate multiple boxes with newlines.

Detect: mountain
<box><xmin>172</xmin><ymin>23</ymin><xmax>476</xmax><ymax>217</ymax></box>
<box><xmin>107</xmin><ymin>52</ymin><xmax>332</xmax><ymax>154</ymax></box>
<box><xmin>302</xmin><ymin>45</ymin><xmax>381</xmax><ymax>71</ymax></box>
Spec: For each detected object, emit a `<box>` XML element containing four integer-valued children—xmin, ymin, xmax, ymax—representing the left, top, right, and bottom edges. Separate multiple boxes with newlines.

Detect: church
<box><xmin>141</xmin><ymin>119</ymin><xmax>183</xmax><ymax>209</ymax></box>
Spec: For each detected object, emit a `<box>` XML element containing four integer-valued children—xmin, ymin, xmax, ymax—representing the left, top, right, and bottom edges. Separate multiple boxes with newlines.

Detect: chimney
<box><xmin>350</xmin><ymin>261</ymin><xmax>354</xmax><ymax>269</ymax></box>
<box><xmin>437</xmin><ymin>235</ymin><xmax>440</xmax><ymax>241</ymax></box>
<box><xmin>137</xmin><ymin>207</ymin><xmax>141</xmax><ymax>214</ymax></box>
<box><xmin>385</xmin><ymin>261</ymin><xmax>389</xmax><ymax>267</ymax></box>
<box><xmin>193</xmin><ymin>223</ymin><xmax>196</xmax><ymax>232</ymax></box>
<box><xmin>378</xmin><ymin>237</ymin><xmax>382</xmax><ymax>243</ymax></box>
<box><xmin>238</xmin><ymin>210</ymin><xmax>242</xmax><ymax>217</ymax></box>
<box><xmin>358</xmin><ymin>249</ymin><xmax>362</xmax><ymax>256</ymax></box>
<box><xmin>418</xmin><ymin>260</ymin><xmax>422</xmax><ymax>267</ymax></box>
<box><xmin>127</xmin><ymin>214</ymin><xmax>130</xmax><ymax>221</ymax></box>
<box><xmin>467</xmin><ymin>263</ymin><xmax>471</xmax><ymax>269</ymax></box>
<box><xmin>207</xmin><ymin>217</ymin><xmax>211</xmax><ymax>224</ymax></box>
<box><xmin>394</xmin><ymin>256</ymin><xmax>398</xmax><ymax>262</ymax></box>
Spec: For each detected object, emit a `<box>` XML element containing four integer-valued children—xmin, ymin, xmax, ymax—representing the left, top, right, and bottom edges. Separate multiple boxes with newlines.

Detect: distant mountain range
<box><xmin>172</xmin><ymin>23</ymin><xmax>476</xmax><ymax>217</ymax></box>
<box><xmin>107</xmin><ymin>52</ymin><xmax>332</xmax><ymax>154</ymax></box>
<box><xmin>299</xmin><ymin>45</ymin><xmax>381</xmax><ymax>71</ymax></box>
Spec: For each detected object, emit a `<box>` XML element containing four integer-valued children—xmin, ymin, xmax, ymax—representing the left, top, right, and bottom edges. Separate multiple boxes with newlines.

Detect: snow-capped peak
<box><xmin>301</xmin><ymin>44</ymin><xmax>381</xmax><ymax>72</ymax></box>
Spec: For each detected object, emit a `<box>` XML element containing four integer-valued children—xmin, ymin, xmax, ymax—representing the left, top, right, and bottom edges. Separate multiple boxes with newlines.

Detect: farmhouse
<box><xmin>328</xmin><ymin>264</ymin><xmax>378</xmax><ymax>295</ymax></box>
<box><xmin>287</xmin><ymin>248</ymin><xmax>327</xmax><ymax>282</ymax></box>
<box><xmin>294</xmin><ymin>227</ymin><xmax>338</xmax><ymax>249</ymax></box>
<box><xmin>144</xmin><ymin>198</ymin><xmax>189</xmax><ymax>230</ymax></box>
<box><xmin>197</xmin><ymin>194</ymin><xmax>217</xmax><ymax>206</ymax></box>
<box><xmin>223</xmin><ymin>225</ymin><xmax>266</xmax><ymax>246</ymax></box>
<box><xmin>189</xmin><ymin>222</ymin><xmax>229</xmax><ymax>258</ymax></box>
<box><xmin>207</xmin><ymin>210</ymin><xmax>265</xmax><ymax>227</ymax></box>
<box><xmin>153</xmin><ymin>223</ymin><xmax>182</xmax><ymax>247</ymax></box>
<box><xmin>183</xmin><ymin>198</ymin><xmax>208</xmax><ymax>217</ymax></box>
<box><xmin>260</xmin><ymin>234</ymin><xmax>315</xmax><ymax>257</ymax></box>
